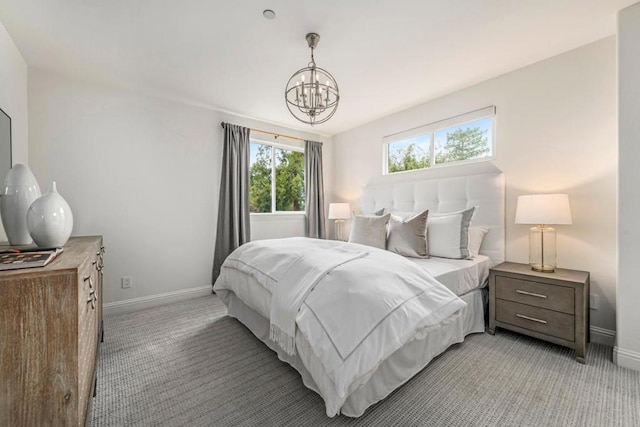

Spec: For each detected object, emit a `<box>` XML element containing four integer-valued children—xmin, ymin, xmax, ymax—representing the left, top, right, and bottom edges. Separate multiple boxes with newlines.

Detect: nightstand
<box><xmin>488</xmin><ymin>262</ymin><xmax>590</xmax><ymax>363</ymax></box>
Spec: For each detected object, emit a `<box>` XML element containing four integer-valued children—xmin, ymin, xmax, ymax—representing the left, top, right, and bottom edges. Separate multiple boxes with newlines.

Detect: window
<box><xmin>383</xmin><ymin>106</ymin><xmax>495</xmax><ymax>174</ymax></box>
<box><xmin>249</xmin><ymin>141</ymin><xmax>305</xmax><ymax>213</ymax></box>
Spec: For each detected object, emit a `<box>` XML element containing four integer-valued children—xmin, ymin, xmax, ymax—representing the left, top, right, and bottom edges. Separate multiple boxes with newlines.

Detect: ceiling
<box><xmin>0</xmin><ymin>0</ymin><xmax>634</xmax><ymax>136</ymax></box>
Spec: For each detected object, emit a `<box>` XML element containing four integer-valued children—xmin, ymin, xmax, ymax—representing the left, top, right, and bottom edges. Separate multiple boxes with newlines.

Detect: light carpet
<box><xmin>91</xmin><ymin>295</ymin><xmax>640</xmax><ymax>426</ymax></box>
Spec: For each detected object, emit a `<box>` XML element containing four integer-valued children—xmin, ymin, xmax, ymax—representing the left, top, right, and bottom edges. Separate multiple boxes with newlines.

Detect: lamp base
<box><xmin>530</xmin><ymin>263</ymin><xmax>555</xmax><ymax>273</ymax></box>
<box><xmin>529</xmin><ymin>225</ymin><xmax>557</xmax><ymax>273</ymax></box>
<box><xmin>334</xmin><ymin>219</ymin><xmax>344</xmax><ymax>241</ymax></box>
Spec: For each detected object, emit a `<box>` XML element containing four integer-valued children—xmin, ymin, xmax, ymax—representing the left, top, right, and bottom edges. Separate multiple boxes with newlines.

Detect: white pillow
<box><xmin>468</xmin><ymin>225</ymin><xmax>489</xmax><ymax>258</ymax></box>
<box><xmin>348</xmin><ymin>213</ymin><xmax>391</xmax><ymax>249</ymax></box>
<box><xmin>428</xmin><ymin>207</ymin><xmax>476</xmax><ymax>259</ymax></box>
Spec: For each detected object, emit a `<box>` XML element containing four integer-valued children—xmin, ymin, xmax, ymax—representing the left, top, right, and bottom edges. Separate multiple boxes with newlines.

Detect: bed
<box><xmin>213</xmin><ymin>172</ymin><xmax>504</xmax><ymax>417</ymax></box>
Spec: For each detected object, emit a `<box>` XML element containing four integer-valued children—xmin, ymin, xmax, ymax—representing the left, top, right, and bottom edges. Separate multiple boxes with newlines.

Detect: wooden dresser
<box><xmin>488</xmin><ymin>261</ymin><xmax>590</xmax><ymax>363</ymax></box>
<box><xmin>0</xmin><ymin>236</ymin><xmax>104</xmax><ymax>426</ymax></box>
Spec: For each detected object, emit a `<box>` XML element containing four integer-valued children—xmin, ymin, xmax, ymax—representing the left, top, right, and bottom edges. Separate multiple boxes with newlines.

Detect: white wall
<box><xmin>616</xmin><ymin>2</ymin><xmax>640</xmax><ymax>371</ymax></box>
<box><xmin>28</xmin><ymin>68</ymin><xmax>330</xmax><ymax>308</ymax></box>
<box><xmin>0</xmin><ymin>19</ymin><xmax>28</xmax><ymax>242</ymax></box>
<box><xmin>331</xmin><ymin>38</ymin><xmax>617</xmax><ymax>336</ymax></box>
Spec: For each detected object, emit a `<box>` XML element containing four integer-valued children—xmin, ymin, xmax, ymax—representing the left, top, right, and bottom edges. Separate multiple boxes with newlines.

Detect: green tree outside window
<box><xmin>249</xmin><ymin>142</ymin><xmax>305</xmax><ymax>213</ymax></box>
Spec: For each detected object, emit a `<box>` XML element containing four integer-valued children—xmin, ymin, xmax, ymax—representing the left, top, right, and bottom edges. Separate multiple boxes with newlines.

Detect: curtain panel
<box><xmin>212</xmin><ymin>123</ymin><xmax>251</xmax><ymax>283</ymax></box>
<box><xmin>304</xmin><ymin>140</ymin><xmax>326</xmax><ymax>239</ymax></box>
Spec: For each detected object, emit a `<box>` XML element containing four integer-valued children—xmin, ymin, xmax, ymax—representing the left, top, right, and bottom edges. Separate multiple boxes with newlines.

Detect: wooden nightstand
<box><xmin>488</xmin><ymin>262</ymin><xmax>590</xmax><ymax>363</ymax></box>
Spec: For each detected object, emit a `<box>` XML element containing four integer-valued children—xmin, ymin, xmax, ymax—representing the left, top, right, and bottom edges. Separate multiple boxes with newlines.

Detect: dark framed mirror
<box><xmin>0</xmin><ymin>107</ymin><xmax>11</xmax><ymax>185</ymax></box>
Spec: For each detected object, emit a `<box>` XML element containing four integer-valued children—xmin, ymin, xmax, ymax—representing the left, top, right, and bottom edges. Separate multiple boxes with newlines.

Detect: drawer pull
<box><xmin>87</xmin><ymin>290</ymin><xmax>96</xmax><ymax>310</ymax></box>
<box><xmin>84</xmin><ymin>275</ymin><xmax>94</xmax><ymax>289</ymax></box>
<box><xmin>516</xmin><ymin>290</ymin><xmax>547</xmax><ymax>299</ymax></box>
<box><xmin>516</xmin><ymin>313</ymin><xmax>547</xmax><ymax>324</ymax></box>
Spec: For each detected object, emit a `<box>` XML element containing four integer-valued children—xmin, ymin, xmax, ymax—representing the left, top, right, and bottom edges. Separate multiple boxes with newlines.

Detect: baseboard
<box><xmin>590</xmin><ymin>326</ymin><xmax>616</xmax><ymax>346</ymax></box>
<box><xmin>613</xmin><ymin>346</ymin><xmax>640</xmax><ymax>371</ymax></box>
<box><xmin>104</xmin><ymin>285</ymin><xmax>212</xmax><ymax>316</ymax></box>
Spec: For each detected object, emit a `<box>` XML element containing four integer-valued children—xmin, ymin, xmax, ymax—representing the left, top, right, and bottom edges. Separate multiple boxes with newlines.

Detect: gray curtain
<box><xmin>304</xmin><ymin>140</ymin><xmax>326</xmax><ymax>239</ymax></box>
<box><xmin>212</xmin><ymin>123</ymin><xmax>251</xmax><ymax>283</ymax></box>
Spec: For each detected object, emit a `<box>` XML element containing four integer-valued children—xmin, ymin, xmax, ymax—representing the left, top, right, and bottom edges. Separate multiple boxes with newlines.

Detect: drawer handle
<box><xmin>516</xmin><ymin>313</ymin><xmax>547</xmax><ymax>324</ymax></box>
<box><xmin>516</xmin><ymin>290</ymin><xmax>547</xmax><ymax>299</ymax></box>
<box><xmin>87</xmin><ymin>290</ymin><xmax>96</xmax><ymax>310</ymax></box>
<box><xmin>84</xmin><ymin>275</ymin><xmax>94</xmax><ymax>289</ymax></box>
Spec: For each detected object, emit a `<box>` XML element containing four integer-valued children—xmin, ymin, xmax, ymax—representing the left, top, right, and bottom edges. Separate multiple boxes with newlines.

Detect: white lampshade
<box><xmin>328</xmin><ymin>203</ymin><xmax>351</xmax><ymax>220</ymax></box>
<box><xmin>515</xmin><ymin>194</ymin><xmax>572</xmax><ymax>225</ymax></box>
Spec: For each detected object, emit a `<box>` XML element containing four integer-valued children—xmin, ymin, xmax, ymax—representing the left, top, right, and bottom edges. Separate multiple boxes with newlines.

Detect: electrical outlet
<box><xmin>121</xmin><ymin>276</ymin><xmax>132</xmax><ymax>289</ymax></box>
<box><xmin>590</xmin><ymin>293</ymin><xmax>599</xmax><ymax>310</ymax></box>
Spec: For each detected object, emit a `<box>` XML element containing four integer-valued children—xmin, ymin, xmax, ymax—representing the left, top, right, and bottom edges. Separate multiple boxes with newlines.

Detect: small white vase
<box><xmin>0</xmin><ymin>164</ymin><xmax>41</xmax><ymax>245</ymax></box>
<box><xmin>27</xmin><ymin>181</ymin><xmax>74</xmax><ymax>247</ymax></box>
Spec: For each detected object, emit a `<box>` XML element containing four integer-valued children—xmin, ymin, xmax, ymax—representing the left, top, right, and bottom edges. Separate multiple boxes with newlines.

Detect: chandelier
<box><xmin>285</xmin><ymin>33</ymin><xmax>339</xmax><ymax>126</ymax></box>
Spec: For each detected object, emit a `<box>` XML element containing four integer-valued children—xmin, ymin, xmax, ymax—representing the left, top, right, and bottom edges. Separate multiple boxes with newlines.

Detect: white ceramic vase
<box><xmin>27</xmin><ymin>181</ymin><xmax>74</xmax><ymax>247</ymax></box>
<box><xmin>0</xmin><ymin>164</ymin><xmax>41</xmax><ymax>245</ymax></box>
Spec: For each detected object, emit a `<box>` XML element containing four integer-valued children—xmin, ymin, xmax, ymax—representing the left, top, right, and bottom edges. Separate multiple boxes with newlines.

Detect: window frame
<box><xmin>382</xmin><ymin>106</ymin><xmax>496</xmax><ymax>175</ymax></box>
<box><xmin>249</xmin><ymin>138</ymin><xmax>306</xmax><ymax>216</ymax></box>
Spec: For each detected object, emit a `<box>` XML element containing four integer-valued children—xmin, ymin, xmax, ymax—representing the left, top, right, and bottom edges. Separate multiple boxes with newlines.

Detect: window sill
<box><xmin>250</xmin><ymin>212</ymin><xmax>306</xmax><ymax>221</ymax></box>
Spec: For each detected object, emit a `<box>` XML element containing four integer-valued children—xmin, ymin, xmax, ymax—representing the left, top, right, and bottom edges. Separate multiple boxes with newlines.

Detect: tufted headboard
<box><xmin>361</xmin><ymin>172</ymin><xmax>505</xmax><ymax>266</ymax></box>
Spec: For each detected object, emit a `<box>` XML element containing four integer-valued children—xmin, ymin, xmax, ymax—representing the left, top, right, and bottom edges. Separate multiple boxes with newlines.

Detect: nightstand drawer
<box><xmin>495</xmin><ymin>276</ymin><xmax>574</xmax><ymax>314</ymax></box>
<box><xmin>496</xmin><ymin>299</ymin><xmax>575</xmax><ymax>342</ymax></box>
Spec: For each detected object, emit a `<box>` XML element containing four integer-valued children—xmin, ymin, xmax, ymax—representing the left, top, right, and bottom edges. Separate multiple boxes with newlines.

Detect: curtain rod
<box><xmin>220</xmin><ymin>121</ymin><xmax>307</xmax><ymax>142</ymax></box>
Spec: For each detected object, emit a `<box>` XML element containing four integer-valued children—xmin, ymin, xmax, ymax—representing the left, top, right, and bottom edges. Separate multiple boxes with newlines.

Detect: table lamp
<box><xmin>328</xmin><ymin>203</ymin><xmax>350</xmax><ymax>241</ymax></box>
<box><xmin>515</xmin><ymin>194</ymin><xmax>572</xmax><ymax>273</ymax></box>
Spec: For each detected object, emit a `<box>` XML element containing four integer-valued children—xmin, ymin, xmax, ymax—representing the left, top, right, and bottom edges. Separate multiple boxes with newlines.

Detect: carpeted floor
<box><xmin>91</xmin><ymin>295</ymin><xmax>640</xmax><ymax>426</ymax></box>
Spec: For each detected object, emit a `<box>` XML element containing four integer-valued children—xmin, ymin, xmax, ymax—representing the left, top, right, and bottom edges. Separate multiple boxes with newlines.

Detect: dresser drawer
<box><xmin>495</xmin><ymin>276</ymin><xmax>574</xmax><ymax>314</ymax></box>
<box><xmin>0</xmin><ymin>237</ymin><xmax>104</xmax><ymax>426</ymax></box>
<box><xmin>495</xmin><ymin>299</ymin><xmax>575</xmax><ymax>342</ymax></box>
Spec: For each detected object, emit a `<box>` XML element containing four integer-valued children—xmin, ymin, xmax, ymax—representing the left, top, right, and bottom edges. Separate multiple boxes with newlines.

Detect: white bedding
<box><xmin>220</xmin><ymin>253</ymin><xmax>491</xmax><ymax>325</ymax></box>
<box><xmin>214</xmin><ymin>237</ymin><xmax>467</xmax><ymax>416</ymax></box>
<box><xmin>223</xmin><ymin>289</ymin><xmax>484</xmax><ymax>417</ymax></box>
<box><xmin>223</xmin><ymin>239</ymin><xmax>368</xmax><ymax>356</ymax></box>
<box><xmin>409</xmin><ymin>254</ymin><xmax>492</xmax><ymax>296</ymax></box>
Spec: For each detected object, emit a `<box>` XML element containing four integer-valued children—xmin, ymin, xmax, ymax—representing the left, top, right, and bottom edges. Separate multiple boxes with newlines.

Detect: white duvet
<box><xmin>214</xmin><ymin>237</ymin><xmax>466</xmax><ymax>416</ymax></box>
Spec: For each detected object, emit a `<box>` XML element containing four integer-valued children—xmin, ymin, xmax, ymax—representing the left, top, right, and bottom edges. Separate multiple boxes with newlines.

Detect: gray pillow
<box><xmin>387</xmin><ymin>210</ymin><xmax>429</xmax><ymax>258</ymax></box>
<box><xmin>369</xmin><ymin>208</ymin><xmax>385</xmax><ymax>216</ymax></box>
<box><xmin>348</xmin><ymin>213</ymin><xmax>391</xmax><ymax>249</ymax></box>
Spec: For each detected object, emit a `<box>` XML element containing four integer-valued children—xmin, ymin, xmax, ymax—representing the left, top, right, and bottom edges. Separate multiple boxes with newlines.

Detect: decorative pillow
<box><xmin>389</xmin><ymin>210</ymin><xmax>416</xmax><ymax>220</ymax></box>
<box><xmin>468</xmin><ymin>226</ymin><xmax>489</xmax><ymax>258</ymax></box>
<box><xmin>428</xmin><ymin>207</ymin><xmax>476</xmax><ymax>259</ymax></box>
<box><xmin>348</xmin><ymin>213</ymin><xmax>391</xmax><ymax>249</ymax></box>
<box><xmin>387</xmin><ymin>210</ymin><xmax>429</xmax><ymax>258</ymax></box>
